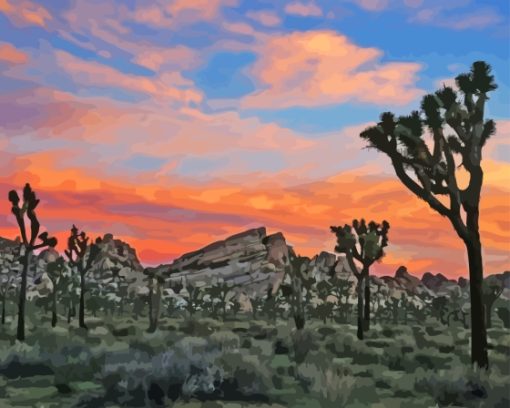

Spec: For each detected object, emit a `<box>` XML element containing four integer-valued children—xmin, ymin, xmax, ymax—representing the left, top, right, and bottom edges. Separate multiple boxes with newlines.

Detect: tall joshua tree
<box><xmin>331</xmin><ymin>219</ymin><xmax>389</xmax><ymax>340</ymax></box>
<box><xmin>65</xmin><ymin>225</ymin><xmax>101</xmax><ymax>329</ymax></box>
<box><xmin>359</xmin><ymin>61</ymin><xmax>497</xmax><ymax>368</ymax></box>
<box><xmin>8</xmin><ymin>184</ymin><xmax>57</xmax><ymax>341</ymax></box>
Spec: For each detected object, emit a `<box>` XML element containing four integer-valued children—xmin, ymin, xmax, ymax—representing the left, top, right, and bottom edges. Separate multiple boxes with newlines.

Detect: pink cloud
<box><xmin>0</xmin><ymin>0</ymin><xmax>52</xmax><ymax>28</ymax></box>
<box><xmin>54</xmin><ymin>50</ymin><xmax>203</xmax><ymax>105</ymax></box>
<box><xmin>354</xmin><ymin>0</ymin><xmax>389</xmax><ymax>11</ymax></box>
<box><xmin>246</xmin><ymin>10</ymin><xmax>281</xmax><ymax>27</ymax></box>
<box><xmin>242</xmin><ymin>30</ymin><xmax>423</xmax><ymax>108</ymax></box>
<box><xmin>132</xmin><ymin>0</ymin><xmax>238</xmax><ymax>28</ymax></box>
<box><xmin>284</xmin><ymin>1</ymin><xmax>323</xmax><ymax>17</ymax></box>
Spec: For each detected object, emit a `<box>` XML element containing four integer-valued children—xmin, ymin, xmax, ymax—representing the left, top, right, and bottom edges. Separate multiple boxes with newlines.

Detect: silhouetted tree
<box><xmin>360</xmin><ymin>61</ymin><xmax>497</xmax><ymax>368</ymax></box>
<box><xmin>249</xmin><ymin>293</ymin><xmax>264</xmax><ymax>319</ymax></box>
<box><xmin>482</xmin><ymin>276</ymin><xmax>504</xmax><ymax>328</ymax></box>
<box><xmin>0</xmin><ymin>246</ymin><xmax>19</xmax><ymax>325</ymax></box>
<box><xmin>432</xmin><ymin>296</ymin><xmax>449</xmax><ymax>325</ymax></box>
<box><xmin>330</xmin><ymin>275</ymin><xmax>353</xmax><ymax>323</ymax></box>
<box><xmin>8</xmin><ymin>184</ymin><xmax>57</xmax><ymax>341</ymax></box>
<box><xmin>184</xmin><ymin>282</ymin><xmax>202</xmax><ymax>318</ymax></box>
<box><xmin>496</xmin><ymin>306</ymin><xmax>510</xmax><ymax>329</ymax></box>
<box><xmin>286</xmin><ymin>254</ymin><xmax>311</xmax><ymax>330</ymax></box>
<box><xmin>145</xmin><ymin>267</ymin><xmax>165</xmax><ymax>333</ymax></box>
<box><xmin>207</xmin><ymin>281</ymin><xmax>235</xmax><ymax>321</ymax></box>
<box><xmin>65</xmin><ymin>225</ymin><xmax>101</xmax><ymax>329</ymax></box>
<box><xmin>313</xmin><ymin>279</ymin><xmax>334</xmax><ymax>324</ymax></box>
<box><xmin>45</xmin><ymin>254</ymin><xmax>67</xmax><ymax>327</ymax></box>
<box><xmin>331</xmin><ymin>219</ymin><xmax>389</xmax><ymax>339</ymax></box>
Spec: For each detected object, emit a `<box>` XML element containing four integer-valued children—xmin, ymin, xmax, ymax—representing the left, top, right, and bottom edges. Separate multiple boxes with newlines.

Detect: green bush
<box><xmin>216</xmin><ymin>352</ymin><xmax>272</xmax><ymax>397</ymax></box>
<box><xmin>292</xmin><ymin>328</ymin><xmax>320</xmax><ymax>364</ymax></box>
<box><xmin>209</xmin><ymin>331</ymin><xmax>240</xmax><ymax>351</ymax></box>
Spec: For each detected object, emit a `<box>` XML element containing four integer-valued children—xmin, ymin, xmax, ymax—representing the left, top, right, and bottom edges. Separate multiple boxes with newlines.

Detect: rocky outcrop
<box><xmin>153</xmin><ymin>227</ymin><xmax>291</xmax><ymax>295</ymax></box>
<box><xmin>421</xmin><ymin>272</ymin><xmax>456</xmax><ymax>292</ymax></box>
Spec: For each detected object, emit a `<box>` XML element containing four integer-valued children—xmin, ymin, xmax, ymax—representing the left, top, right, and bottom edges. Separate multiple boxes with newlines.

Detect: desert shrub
<box><xmin>51</xmin><ymin>344</ymin><xmax>98</xmax><ymax>385</ymax></box>
<box><xmin>251</xmin><ymin>339</ymin><xmax>274</xmax><ymax>358</ymax></box>
<box><xmin>292</xmin><ymin>328</ymin><xmax>320</xmax><ymax>364</ymax></box>
<box><xmin>415</xmin><ymin>331</ymin><xmax>454</xmax><ymax>353</ymax></box>
<box><xmin>216</xmin><ymin>352</ymin><xmax>272</xmax><ymax>398</ymax></box>
<box><xmin>413</xmin><ymin>347</ymin><xmax>459</xmax><ymax>370</ymax></box>
<box><xmin>249</xmin><ymin>321</ymin><xmax>277</xmax><ymax>340</ymax></box>
<box><xmin>100</xmin><ymin>337</ymin><xmax>223</xmax><ymax>406</ymax></box>
<box><xmin>180</xmin><ymin>318</ymin><xmax>222</xmax><ymax>336</ymax></box>
<box><xmin>296</xmin><ymin>363</ymin><xmax>377</xmax><ymax>407</ymax></box>
<box><xmin>325</xmin><ymin>332</ymin><xmax>356</xmax><ymax>356</ymax></box>
<box><xmin>0</xmin><ymin>341</ymin><xmax>53</xmax><ymax>378</ymax></box>
<box><xmin>209</xmin><ymin>331</ymin><xmax>240</xmax><ymax>352</ymax></box>
<box><xmin>150</xmin><ymin>337</ymin><xmax>221</xmax><ymax>400</ymax></box>
<box><xmin>412</xmin><ymin>366</ymin><xmax>508</xmax><ymax>407</ymax></box>
<box><xmin>326</xmin><ymin>332</ymin><xmax>380</xmax><ymax>364</ymax></box>
<box><xmin>101</xmin><ymin>349</ymin><xmax>153</xmax><ymax>405</ymax></box>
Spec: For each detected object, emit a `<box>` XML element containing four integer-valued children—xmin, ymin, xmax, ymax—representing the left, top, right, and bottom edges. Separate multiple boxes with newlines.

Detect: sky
<box><xmin>0</xmin><ymin>0</ymin><xmax>509</xmax><ymax>278</ymax></box>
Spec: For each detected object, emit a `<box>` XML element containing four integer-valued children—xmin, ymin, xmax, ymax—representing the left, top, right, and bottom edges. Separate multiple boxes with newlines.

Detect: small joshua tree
<box><xmin>8</xmin><ymin>184</ymin><xmax>57</xmax><ymax>341</ymax></box>
<box><xmin>46</xmin><ymin>256</ymin><xmax>67</xmax><ymax>328</ymax></box>
<box><xmin>359</xmin><ymin>61</ymin><xmax>496</xmax><ymax>368</ymax></box>
<box><xmin>207</xmin><ymin>280</ymin><xmax>235</xmax><ymax>321</ymax></box>
<box><xmin>482</xmin><ymin>276</ymin><xmax>504</xmax><ymax>328</ymax></box>
<box><xmin>184</xmin><ymin>282</ymin><xmax>202</xmax><ymax>319</ymax></box>
<box><xmin>145</xmin><ymin>267</ymin><xmax>165</xmax><ymax>333</ymax></box>
<box><xmin>313</xmin><ymin>279</ymin><xmax>335</xmax><ymax>324</ymax></box>
<box><xmin>330</xmin><ymin>275</ymin><xmax>353</xmax><ymax>323</ymax></box>
<box><xmin>0</xmin><ymin>247</ymin><xmax>19</xmax><ymax>325</ymax></box>
<box><xmin>286</xmin><ymin>253</ymin><xmax>311</xmax><ymax>330</ymax></box>
<box><xmin>331</xmin><ymin>219</ymin><xmax>389</xmax><ymax>340</ymax></box>
<box><xmin>65</xmin><ymin>225</ymin><xmax>101</xmax><ymax>329</ymax></box>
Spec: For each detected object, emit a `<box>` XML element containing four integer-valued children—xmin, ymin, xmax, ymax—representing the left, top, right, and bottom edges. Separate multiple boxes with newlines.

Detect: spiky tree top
<box><xmin>8</xmin><ymin>184</ymin><xmax>56</xmax><ymax>250</ymax></box>
<box><xmin>65</xmin><ymin>225</ymin><xmax>101</xmax><ymax>272</ymax></box>
<box><xmin>330</xmin><ymin>219</ymin><xmax>390</xmax><ymax>278</ymax></box>
<box><xmin>359</xmin><ymin>61</ymin><xmax>497</xmax><ymax>239</ymax></box>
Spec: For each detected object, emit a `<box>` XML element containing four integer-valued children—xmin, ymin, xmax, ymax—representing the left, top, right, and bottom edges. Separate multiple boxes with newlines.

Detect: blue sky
<box><xmin>0</xmin><ymin>0</ymin><xmax>509</xmax><ymax>273</ymax></box>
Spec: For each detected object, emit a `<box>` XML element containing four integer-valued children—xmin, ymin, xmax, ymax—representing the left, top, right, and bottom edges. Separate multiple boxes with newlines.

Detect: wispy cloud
<box><xmin>0</xmin><ymin>0</ymin><xmax>52</xmax><ymax>27</ymax></box>
<box><xmin>284</xmin><ymin>1</ymin><xmax>323</xmax><ymax>17</ymax></box>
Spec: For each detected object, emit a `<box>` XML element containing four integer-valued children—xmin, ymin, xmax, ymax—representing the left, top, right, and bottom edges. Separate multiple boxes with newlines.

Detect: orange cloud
<box><xmin>284</xmin><ymin>2</ymin><xmax>323</xmax><ymax>17</ymax></box>
<box><xmin>0</xmin><ymin>0</ymin><xmax>51</xmax><ymax>27</ymax></box>
<box><xmin>242</xmin><ymin>30</ymin><xmax>423</xmax><ymax>108</ymax></box>
<box><xmin>0</xmin><ymin>41</ymin><xmax>28</xmax><ymax>64</ymax></box>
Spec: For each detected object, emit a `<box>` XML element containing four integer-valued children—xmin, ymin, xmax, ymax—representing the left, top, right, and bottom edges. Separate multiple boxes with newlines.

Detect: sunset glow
<box><xmin>1</xmin><ymin>0</ymin><xmax>509</xmax><ymax>278</ymax></box>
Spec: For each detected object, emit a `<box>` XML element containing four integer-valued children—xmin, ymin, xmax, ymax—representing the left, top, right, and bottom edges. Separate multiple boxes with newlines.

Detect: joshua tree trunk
<box><xmin>51</xmin><ymin>288</ymin><xmax>57</xmax><ymax>328</ymax></box>
<box><xmin>294</xmin><ymin>314</ymin><xmax>305</xmax><ymax>330</ymax></box>
<box><xmin>485</xmin><ymin>305</ymin><xmax>492</xmax><ymax>329</ymax></box>
<box><xmin>79</xmin><ymin>271</ymin><xmax>87</xmax><ymax>329</ymax></box>
<box><xmin>356</xmin><ymin>276</ymin><xmax>364</xmax><ymax>340</ymax></box>
<box><xmin>364</xmin><ymin>279</ymin><xmax>370</xmax><ymax>331</ymax></box>
<box><xmin>1</xmin><ymin>296</ymin><xmax>5</xmax><ymax>325</ymax></box>
<box><xmin>17</xmin><ymin>250</ymin><xmax>31</xmax><ymax>342</ymax></box>
<box><xmin>148</xmin><ymin>278</ymin><xmax>162</xmax><ymax>333</ymax></box>
<box><xmin>465</xmin><ymin>231</ymin><xmax>488</xmax><ymax>368</ymax></box>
